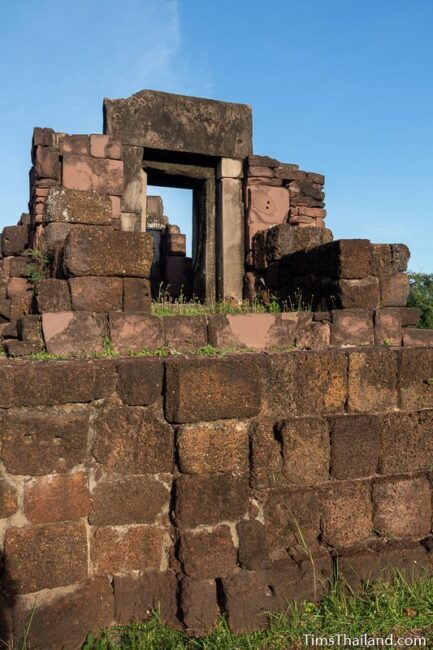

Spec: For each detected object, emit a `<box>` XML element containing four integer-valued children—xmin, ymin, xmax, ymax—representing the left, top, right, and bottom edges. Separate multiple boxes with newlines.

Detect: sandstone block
<box><xmin>181</xmin><ymin>578</ymin><xmax>218</xmax><ymax>636</ymax></box>
<box><xmin>123</xmin><ymin>277</ymin><xmax>152</xmax><ymax>312</ymax></box>
<box><xmin>165</xmin><ymin>356</ymin><xmax>262</xmax><ymax>423</ymax></box>
<box><xmin>116</xmin><ymin>357</ymin><xmax>164</xmax><ymax>405</ymax></box>
<box><xmin>335</xmin><ymin>277</ymin><xmax>381</xmax><ymax>309</ymax></box>
<box><xmin>321</xmin><ymin>481</ymin><xmax>373</xmax><ymax>548</ymax></box>
<box><xmin>17</xmin><ymin>315</ymin><xmax>43</xmax><ymax>343</ymax></box>
<box><xmin>379</xmin><ymin>411</ymin><xmax>433</xmax><ymax>474</ymax></box>
<box><xmin>90</xmin><ymin>475</ymin><xmax>169</xmax><ymax>525</ymax></box>
<box><xmin>59</xmin><ymin>134</ymin><xmax>89</xmax><ymax>155</ymax></box>
<box><xmin>63</xmin><ymin>227</ymin><xmax>153</xmax><ymax>277</ymax></box>
<box><xmin>9</xmin><ymin>292</ymin><xmax>33</xmax><ymax>320</ymax></box>
<box><xmin>380</xmin><ymin>273</ymin><xmax>410</xmax><ymax>306</ymax></box>
<box><xmin>294</xmin><ymin>350</ymin><xmax>348</xmax><ymax>416</ymax></box>
<box><xmin>33</xmin><ymin>146</ymin><xmax>60</xmax><ymax>180</ymax></box>
<box><xmin>24</xmin><ymin>472</ymin><xmax>90</xmax><ymax>523</ymax></box>
<box><xmin>348</xmin><ymin>349</ymin><xmax>398</xmax><ymax>413</ymax></box>
<box><xmin>45</xmin><ymin>187</ymin><xmax>115</xmax><ymax>225</ymax></box>
<box><xmin>322</xmin><ymin>239</ymin><xmax>372</xmax><ymax>279</ymax></box>
<box><xmin>266</xmin><ymin>224</ymin><xmax>333</xmax><ymax>263</ymax></box>
<box><xmin>109</xmin><ymin>313</ymin><xmax>164</xmax><ymax>353</ymax></box>
<box><xmin>237</xmin><ymin>520</ymin><xmax>269</xmax><ymax>570</ymax></box>
<box><xmin>330</xmin><ymin>415</ymin><xmax>380</xmax><ymax>479</ymax></box>
<box><xmin>0</xmin><ymin>479</ymin><xmax>18</xmax><ymax>518</ymax></box>
<box><xmin>400</xmin><ymin>348</ymin><xmax>433</xmax><ymax>409</ymax></box>
<box><xmin>331</xmin><ymin>309</ymin><xmax>374</xmax><ymax>346</ymax></box>
<box><xmin>92</xmin><ymin>405</ymin><xmax>173</xmax><ymax>473</ymax></box>
<box><xmin>374</xmin><ymin>308</ymin><xmax>402</xmax><ymax>346</ymax></box>
<box><xmin>399</xmin><ymin>307</ymin><xmax>420</xmax><ymax>326</ymax></box>
<box><xmin>217</xmin><ymin>158</ymin><xmax>243</xmax><ymax>179</ymax></box>
<box><xmin>164</xmin><ymin>233</ymin><xmax>186</xmax><ymax>256</ymax></box>
<box><xmin>177</xmin><ymin>419</ymin><xmax>249</xmax><ymax>475</ymax></box>
<box><xmin>3</xmin><ymin>340</ymin><xmax>40</xmax><ymax>358</ymax></box>
<box><xmin>208</xmin><ymin>313</ymin><xmax>293</xmax><ymax>351</ymax></box>
<box><xmin>175</xmin><ymin>474</ymin><xmax>248</xmax><ymax>527</ymax></box>
<box><xmin>91</xmin><ymin>525</ymin><xmax>164</xmax><ymax>573</ymax></box>
<box><xmin>249</xmin><ymin>418</ymin><xmax>284</xmax><ymax>490</ymax></box>
<box><xmin>247</xmin><ymin>186</ymin><xmax>289</xmax><ymax>225</ymax></box>
<box><xmin>42</xmin><ymin>311</ymin><xmax>108</xmax><ymax>356</ymax></box>
<box><xmin>69</xmin><ymin>276</ymin><xmax>123</xmax><ymax>311</ymax></box>
<box><xmin>1</xmin><ymin>225</ymin><xmax>28</xmax><ymax>256</ymax></box>
<box><xmin>5</xmin><ymin>522</ymin><xmax>87</xmax><ymax>593</ymax></box>
<box><xmin>32</xmin><ymin>127</ymin><xmax>55</xmax><ymax>148</ymax></box>
<box><xmin>62</xmin><ymin>154</ymin><xmax>123</xmax><ymax>195</ymax></box>
<box><xmin>220</xmin><ymin>570</ymin><xmax>272</xmax><ymax>633</ymax></box>
<box><xmin>35</xmin><ymin>278</ymin><xmax>71</xmax><ymax>312</ymax></box>
<box><xmin>90</xmin><ymin>134</ymin><xmax>122</xmax><ymax>159</ymax></box>
<box><xmin>6</xmin><ymin>277</ymin><xmax>31</xmax><ymax>297</ymax></box>
<box><xmin>1</xmin><ymin>405</ymin><xmax>90</xmax><ymax>475</ymax></box>
<box><xmin>403</xmin><ymin>327</ymin><xmax>433</xmax><ymax>347</ymax></box>
<box><xmin>146</xmin><ymin>195</ymin><xmax>164</xmax><ymax>217</ymax></box>
<box><xmin>114</xmin><ymin>571</ymin><xmax>178</xmax><ymax>627</ymax></box>
<box><xmin>373</xmin><ymin>477</ymin><xmax>431</xmax><ymax>538</ymax></box>
<box><xmin>281</xmin><ymin>417</ymin><xmax>330</xmax><ymax>485</ymax></box>
<box><xmin>163</xmin><ymin>315</ymin><xmax>207</xmax><ymax>353</ymax></box>
<box><xmin>179</xmin><ymin>525</ymin><xmax>237</xmax><ymax>578</ymax></box>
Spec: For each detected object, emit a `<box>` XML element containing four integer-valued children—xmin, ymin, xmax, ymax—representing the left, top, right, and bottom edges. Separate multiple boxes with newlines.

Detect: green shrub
<box><xmin>408</xmin><ymin>272</ymin><xmax>433</xmax><ymax>329</ymax></box>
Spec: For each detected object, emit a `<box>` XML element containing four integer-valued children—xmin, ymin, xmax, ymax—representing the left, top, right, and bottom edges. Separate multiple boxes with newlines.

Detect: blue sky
<box><xmin>1</xmin><ymin>0</ymin><xmax>432</xmax><ymax>269</ymax></box>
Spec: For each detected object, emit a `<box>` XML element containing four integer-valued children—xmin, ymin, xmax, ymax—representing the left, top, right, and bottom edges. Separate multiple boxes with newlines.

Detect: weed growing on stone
<box><xmin>82</xmin><ymin>573</ymin><xmax>433</xmax><ymax>649</ymax></box>
<box><xmin>23</xmin><ymin>248</ymin><xmax>51</xmax><ymax>284</ymax></box>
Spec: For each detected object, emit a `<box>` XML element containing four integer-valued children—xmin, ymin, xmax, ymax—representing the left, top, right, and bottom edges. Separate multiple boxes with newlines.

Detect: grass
<box><xmin>80</xmin><ymin>573</ymin><xmax>433</xmax><ymax>650</ymax></box>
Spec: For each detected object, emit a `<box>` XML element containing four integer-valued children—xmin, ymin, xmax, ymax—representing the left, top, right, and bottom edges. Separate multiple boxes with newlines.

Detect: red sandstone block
<box><xmin>146</xmin><ymin>195</ymin><xmax>164</xmax><ymax>217</ymax></box>
<box><xmin>59</xmin><ymin>134</ymin><xmax>89</xmax><ymax>155</ymax></box>
<box><xmin>321</xmin><ymin>481</ymin><xmax>373</xmax><ymax>548</ymax></box>
<box><xmin>399</xmin><ymin>348</ymin><xmax>433</xmax><ymax>410</ymax></box>
<box><xmin>109</xmin><ymin>313</ymin><xmax>164</xmax><ymax>353</ymax></box>
<box><xmin>35</xmin><ymin>278</ymin><xmax>71</xmax><ymax>312</ymax></box>
<box><xmin>5</xmin><ymin>522</ymin><xmax>87</xmax><ymax>593</ymax></box>
<box><xmin>110</xmin><ymin>194</ymin><xmax>121</xmax><ymax>218</ymax></box>
<box><xmin>249</xmin><ymin>418</ymin><xmax>284</xmax><ymax>490</ymax></box>
<box><xmin>114</xmin><ymin>571</ymin><xmax>178</xmax><ymax>627</ymax></box>
<box><xmin>175</xmin><ymin>474</ymin><xmax>248</xmax><ymax>527</ymax></box>
<box><xmin>90</xmin><ymin>134</ymin><xmax>122</xmax><ymax>159</ymax></box>
<box><xmin>1</xmin><ymin>405</ymin><xmax>90</xmax><ymax>475</ymax></box>
<box><xmin>92</xmin><ymin>404</ymin><xmax>173</xmax><ymax>473</ymax></box>
<box><xmin>296</xmin><ymin>320</ymin><xmax>331</xmax><ymax>350</ymax></box>
<box><xmin>116</xmin><ymin>357</ymin><xmax>164</xmax><ymax>405</ymax></box>
<box><xmin>247</xmin><ymin>155</ymin><xmax>281</xmax><ymax>168</ymax></box>
<box><xmin>380</xmin><ymin>273</ymin><xmax>410</xmax><ymax>307</ymax></box>
<box><xmin>1</xmin><ymin>225</ymin><xmax>28</xmax><ymax>256</ymax></box>
<box><xmin>308</xmin><ymin>172</ymin><xmax>325</xmax><ymax>184</ymax></box>
<box><xmin>69</xmin><ymin>276</ymin><xmax>123</xmax><ymax>311</ymax></box>
<box><xmin>379</xmin><ymin>411</ymin><xmax>433</xmax><ymax>474</ymax></box>
<box><xmin>330</xmin><ymin>415</ymin><xmax>380</xmax><ymax>479</ymax></box>
<box><xmin>45</xmin><ymin>186</ymin><xmax>114</xmax><ymax>225</ymax></box>
<box><xmin>181</xmin><ymin>578</ymin><xmax>219</xmax><ymax>636</ymax></box>
<box><xmin>163</xmin><ymin>315</ymin><xmax>208</xmax><ymax>353</ymax></box>
<box><xmin>247</xmin><ymin>165</ymin><xmax>274</xmax><ymax>178</ymax></box>
<box><xmin>374</xmin><ymin>307</ymin><xmax>402</xmax><ymax>346</ymax></box>
<box><xmin>348</xmin><ymin>349</ymin><xmax>398</xmax><ymax>413</ymax></box>
<box><xmin>0</xmin><ymin>479</ymin><xmax>18</xmax><ymax>518</ymax></box>
<box><xmin>90</xmin><ymin>475</ymin><xmax>169</xmax><ymax>526</ymax></box>
<box><xmin>165</xmin><ymin>356</ymin><xmax>262</xmax><ymax>423</ymax></box>
<box><xmin>7</xmin><ymin>256</ymin><xmax>32</xmax><ymax>279</ymax></box>
<box><xmin>3</xmin><ymin>340</ymin><xmax>41</xmax><ymax>358</ymax></box>
<box><xmin>335</xmin><ymin>277</ymin><xmax>381</xmax><ymax>309</ymax></box>
<box><xmin>123</xmin><ymin>277</ymin><xmax>152</xmax><ymax>312</ymax></box>
<box><xmin>62</xmin><ymin>154</ymin><xmax>123</xmax><ymax>195</ymax></box>
<box><xmin>403</xmin><ymin>327</ymin><xmax>433</xmax><ymax>347</ymax></box>
<box><xmin>6</xmin><ymin>277</ymin><xmax>32</xmax><ymax>298</ymax></box>
<box><xmin>331</xmin><ymin>309</ymin><xmax>374</xmax><ymax>347</ymax></box>
<box><xmin>13</xmin><ymin>576</ymin><xmax>114</xmax><ymax>650</ymax></box>
<box><xmin>0</xmin><ymin>359</ymin><xmax>116</xmax><ymax>408</ymax></box>
<box><xmin>373</xmin><ymin>477</ymin><xmax>431</xmax><ymax>538</ymax></box>
<box><xmin>400</xmin><ymin>305</ymin><xmax>421</xmax><ymax>327</ymax></box>
<box><xmin>280</xmin><ymin>417</ymin><xmax>330</xmax><ymax>485</ymax></box>
<box><xmin>247</xmin><ymin>186</ymin><xmax>289</xmax><ymax>225</ymax></box>
<box><xmin>91</xmin><ymin>525</ymin><xmax>164</xmax><ymax>573</ymax></box>
<box><xmin>177</xmin><ymin>419</ymin><xmax>249</xmax><ymax>475</ymax></box>
<box><xmin>42</xmin><ymin>311</ymin><xmax>108</xmax><ymax>356</ymax></box>
<box><xmin>9</xmin><ymin>292</ymin><xmax>33</xmax><ymax>320</ymax></box>
<box><xmin>164</xmin><ymin>233</ymin><xmax>186</xmax><ymax>256</ymax></box>
<box><xmin>207</xmin><ymin>313</ymin><xmax>292</xmax><ymax>351</ymax></box>
<box><xmin>33</xmin><ymin>145</ymin><xmax>60</xmax><ymax>180</ymax></box>
<box><xmin>32</xmin><ymin>127</ymin><xmax>55</xmax><ymax>147</ymax></box>
<box><xmin>237</xmin><ymin>520</ymin><xmax>270</xmax><ymax>570</ymax></box>
<box><xmin>24</xmin><ymin>472</ymin><xmax>90</xmax><ymax>523</ymax></box>
<box><xmin>179</xmin><ymin>525</ymin><xmax>237</xmax><ymax>578</ymax></box>
<box><xmin>294</xmin><ymin>351</ymin><xmax>348</xmax><ymax>416</ymax></box>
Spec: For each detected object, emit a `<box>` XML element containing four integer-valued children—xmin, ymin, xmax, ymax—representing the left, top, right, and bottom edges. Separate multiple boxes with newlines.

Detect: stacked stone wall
<box><xmin>1</xmin><ymin>347</ymin><xmax>433</xmax><ymax>647</ymax></box>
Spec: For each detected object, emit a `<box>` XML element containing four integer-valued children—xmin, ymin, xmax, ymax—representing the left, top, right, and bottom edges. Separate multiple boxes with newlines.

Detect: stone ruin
<box><xmin>0</xmin><ymin>90</ymin><xmax>433</xmax><ymax>649</ymax></box>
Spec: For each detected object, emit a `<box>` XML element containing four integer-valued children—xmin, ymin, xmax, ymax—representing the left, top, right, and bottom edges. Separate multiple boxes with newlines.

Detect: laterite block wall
<box><xmin>1</xmin><ymin>347</ymin><xmax>433</xmax><ymax>649</ymax></box>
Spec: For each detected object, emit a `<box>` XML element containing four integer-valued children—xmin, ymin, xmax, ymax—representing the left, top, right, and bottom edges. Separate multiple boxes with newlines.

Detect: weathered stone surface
<box><xmin>265</xmin><ymin>224</ymin><xmax>333</xmax><ymax>262</ymax></box>
<box><xmin>380</xmin><ymin>273</ymin><xmax>410</xmax><ymax>307</ymax></box>
<box><xmin>181</xmin><ymin>578</ymin><xmax>218</xmax><ymax>636</ymax></box>
<box><xmin>42</xmin><ymin>311</ymin><xmax>108</xmax><ymax>356</ymax></box>
<box><xmin>7</xmin><ymin>257</ymin><xmax>31</xmax><ymax>279</ymax></box>
<box><xmin>24</xmin><ymin>472</ymin><xmax>90</xmax><ymax>523</ymax></box>
<box><xmin>33</xmin><ymin>146</ymin><xmax>60</xmax><ymax>180</ymax></box>
<box><xmin>403</xmin><ymin>328</ymin><xmax>433</xmax><ymax>347</ymax></box>
<box><xmin>35</xmin><ymin>278</ymin><xmax>72</xmax><ymax>312</ymax></box>
<box><xmin>179</xmin><ymin>525</ymin><xmax>237</xmax><ymax>578</ymax></box>
<box><xmin>104</xmin><ymin>89</ymin><xmax>252</xmax><ymax>158</ymax></box>
<box><xmin>323</xmin><ymin>240</ymin><xmax>372</xmax><ymax>279</ymax></box>
<box><xmin>175</xmin><ymin>474</ymin><xmax>248</xmax><ymax>527</ymax></box>
<box><xmin>63</xmin><ymin>154</ymin><xmax>123</xmax><ymax>194</ymax></box>
<box><xmin>146</xmin><ymin>195</ymin><xmax>163</xmax><ymax>217</ymax></box>
<box><xmin>63</xmin><ymin>227</ymin><xmax>153</xmax><ymax>277</ymax></box>
<box><xmin>69</xmin><ymin>276</ymin><xmax>123</xmax><ymax>311</ymax></box>
<box><xmin>92</xmin><ymin>405</ymin><xmax>173</xmax><ymax>473</ymax></box>
<box><xmin>207</xmin><ymin>313</ymin><xmax>294</xmax><ymax>351</ymax></box>
<box><xmin>249</xmin><ymin>418</ymin><xmax>284</xmax><ymax>490</ymax></box>
<box><xmin>1</xmin><ymin>406</ymin><xmax>90</xmax><ymax>475</ymax></box>
<box><xmin>114</xmin><ymin>571</ymin><xmax>178</xmax><ymax>626</ymax></box>
<box><xmin>59</xmin><ymin>134</ymin><xmax>90</xmax><ymax>155</ymax></box>
<box><xmin>280</xmin><ymin>417</ymin><xmax>330</xmax><ymax>485</ymax></box>
<box><xmin>330</xmin><ymin>415</ymin><xmax>380</xmax><ymax>479</ymax></box>
<box><xmin>3</xmin><ymin>340</ymin><xmax>40</xmax><ymax>358</ymax></box>
<box><xmin>0</xmin><ymin>479</ymin><xmax>18</xmax><ymax>518</ymax></box>
<box><xmin>90</xmin><ymin>525</ymin><xmax>164</xmax><ymax>573</ymax></box>
<box><xmin>164</xmin><ymin>233</ymin><xmax>186</xmax><ymax>256</ymax></box>
<box><xmin>116</xmin><ymin>357</ymin><xmax>164</xmax><ymax>405</ymax></box>
<box><xmin>247</xmin><ymin>186</ymin><xmax>289</xmax><ymax>226</ymax></box>
<box><xmin>45</xmin><ymin>187</ymin><xmax>115</xmax><ymax>225</ymax></box>
<box><xmin>13</xmin><ymin>577</ymin><xmax>114</xmax><ymax>650</ymax></box>
<box><xmin>1</xmin><ymin>225</ymin><xmax>28</xmax><ymax>256</ymax></box>
<box><xmin>90</xmin><ymin>475</ymin><xmax>169</xmax><ymax>525</ymax></box>
<box><xmin>373</xmin><ymin>477</ymin><xmax>431</xmax><ymax>538</ymax></box>
<box><xmin>5</xmin><ymin>522</ymin><xmax>87</xmax><ymax>593</ymax></box>
<box><xmin>90</xmin><ymin>134</ymin><xmax>122</xmax><ymax>159</ymax></box>
<box><xmin>177</xmin><ymin>419</ymin><xmax>249</xmax><ymax>475</ymax></box>
<box><xmin>374</xmin><ymin>308</ymin><xmax>402</xmax><ymax>346</ymax></box>
<box><xmin>163</xmin><ymin>315</ymin><xmax>208</xmax><ymax>353</ymax></box>
<box><xmin>348</xmin><ymin>349</ymin><xmax>398</xmax><ymax>413</ymax></box>
<box><xmin>294</xmin><ymin>351</ymin><xmax>348</xmax><ymax>415</ymax></box>
<box><xmin>123</xmin><ymin>277</ymin><xmax>152</xmax><ymax>312</ymax></box>
<box><xmin>17</xmin><ymin>315</ymin><xmax>43</xmax><ymax>343</ymax></box>
<box><xmin>41</xmin><ymin>222</ymin><xmax>75</xmax><ymax>250</ymax></box>
<box><xmin>322</xmin><ymin>481</ymin><xmax>373</xmax><ymax>548</ymax></box>
<box><xmin>331</xmin><ymin>310</ymin><xmax>374</xmax><ymax>346</ymax></box>
<box><xmin>9</xmin><ymin>292</ymin><xmax>33</xmax><ymax>320</ymax></box>
<box><xmin>335</xmin><ymin>277</ymin><xmax>381</xmax><ymax>309</ymax></box>
<box><xmin>32</xmin><ymin>127</ymin><xmax>55</xmax><ymax>148</ymax></box>
<box><xmin>399</xmin><ymin>307</ymin><xmax>421</xmax><ymax>327</ymax></box>
<box><xmin>109</xmin><ymin>313</ymin><xmax>164</xmax><ymax>353</ymax></box>
<box><xmin>400</xmin><ymin>348</ymin><xmax>433</xmax><ymax>409</ymax></box>
<box><xmin>0</xmin><ymin>359</ymin><xmax>115</xmax><ymax>407</ymax></box>
<box><xmin>165</xmin><ymin>356</ymin><xmax>262</xmax><ymax>423</ymax></box>
<box><xmin>379</xmin><ymin>411</ymin><xmax>433</xmax><ymax>474</ymax></box>
<box><xmin>237</xmin><ymin>520</ymin><xmax>269</xmax><ymax>570</ymax></box>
